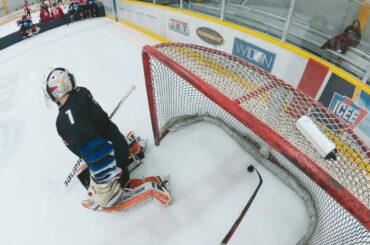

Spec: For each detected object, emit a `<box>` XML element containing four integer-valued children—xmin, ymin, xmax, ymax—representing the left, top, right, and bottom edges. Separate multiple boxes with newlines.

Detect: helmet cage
<box><xmin>46</xmin><ymin>67</ymin><xmax>76</xmax><ymax>102</ymax></box>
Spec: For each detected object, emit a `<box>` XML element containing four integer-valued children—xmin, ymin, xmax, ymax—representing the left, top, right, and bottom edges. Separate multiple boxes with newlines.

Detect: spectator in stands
<box><xmin>23</xmin><ymin>1</ymin><xmax>31</xmax><ymax>18</ymax></box>
<box><xmin>321</xmin><ymin>19</ymin><xmax>362</xmax><ymax>54</ymax></box>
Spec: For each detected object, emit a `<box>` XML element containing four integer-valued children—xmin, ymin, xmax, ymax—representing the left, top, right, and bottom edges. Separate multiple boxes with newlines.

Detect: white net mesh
<box><xmin>143</xmin><ymin>43</ymin><xmax>370</xmax><ymax>244</ymax></box>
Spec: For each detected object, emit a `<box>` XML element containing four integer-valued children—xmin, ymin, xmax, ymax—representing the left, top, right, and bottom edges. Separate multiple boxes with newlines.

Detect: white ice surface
<box><xmin>0</xmin><ymin>17</ymin><xmax>309</xmax><ymax>245</ymax></box>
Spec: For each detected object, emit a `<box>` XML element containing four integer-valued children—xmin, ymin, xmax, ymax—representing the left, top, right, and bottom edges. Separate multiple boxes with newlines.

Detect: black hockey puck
<box><xmin>247</xmin><ymin>165</ymin><xmax>254</xmax><ymax>172</ymax></box>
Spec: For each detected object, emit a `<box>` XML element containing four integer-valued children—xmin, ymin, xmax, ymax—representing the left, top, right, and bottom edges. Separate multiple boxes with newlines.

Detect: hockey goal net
<box><xmin>142</xmin><ymin>43</ymin><xmax>370</xmax><ymax>244</ymax></box>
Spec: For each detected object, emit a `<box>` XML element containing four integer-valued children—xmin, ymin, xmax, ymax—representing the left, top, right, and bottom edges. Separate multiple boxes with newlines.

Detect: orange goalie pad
<box><xmin>81</xmin><ymin>177</ymin><xmax>171</xmax><ymax>212</ymax></box>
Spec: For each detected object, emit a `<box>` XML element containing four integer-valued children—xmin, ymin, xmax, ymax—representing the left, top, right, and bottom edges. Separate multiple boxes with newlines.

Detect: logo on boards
<box><xmin>328</xmin><ymin>92</ymin><xmax>368</xmax><ymax>128</ymax></box>
<box><xmin>196</xmin><ymin>27</ymin><xmax>224</xmax><ymax>46</ymax></box>
<box><xmin>168</xmin><ymin>17</ymin><xmax>189</xmax><ymax>36</ymax></box>
<box><xmin>232</xmin><ymin>37</ymin><xmax>276</xmax><ymax>72</ymax></box>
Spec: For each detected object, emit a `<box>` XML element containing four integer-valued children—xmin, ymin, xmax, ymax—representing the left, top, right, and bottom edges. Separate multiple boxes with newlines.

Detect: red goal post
<box><xmin>142</xmin><ymin>43</ymin><xmax>370</xmax><ymax>243</ymax></box>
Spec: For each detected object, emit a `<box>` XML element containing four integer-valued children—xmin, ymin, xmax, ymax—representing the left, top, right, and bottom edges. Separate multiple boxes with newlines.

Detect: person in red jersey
<box><xmin>50</xmin><ymin>3</ymin><xmax>64</xmax><ymax>20</ymax></box>
<box><xmin>23</xmin><ymin>1</ymin><xmax>31</xmax><ymax>18</ymax></box>
<box><xmin>321</xmin><ymin>19</ymin><xmax>362</xmax><ymax>54</ymax></box>
<box><xmin>39</xmin><ymin>4</ymin><xmax>51</xmax><ymax>23</ymax></box>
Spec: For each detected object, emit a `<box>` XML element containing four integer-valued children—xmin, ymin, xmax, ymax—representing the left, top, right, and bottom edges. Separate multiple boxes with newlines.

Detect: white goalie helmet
<box><xmin>45</xmin><ymin>67</ymin><xmax>76</xmax><ymax>102</ymax></box>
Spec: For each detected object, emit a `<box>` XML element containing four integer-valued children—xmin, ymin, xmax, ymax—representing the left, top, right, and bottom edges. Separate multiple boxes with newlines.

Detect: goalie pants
<box><xmin>103</xmin><ymin>122</ymin><xmax>130</xmax><ymax>182</ymax></box>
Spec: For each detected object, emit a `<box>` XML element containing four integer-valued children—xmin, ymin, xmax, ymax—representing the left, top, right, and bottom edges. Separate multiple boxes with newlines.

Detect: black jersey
<box><xmin>56</xmin><ymin>86</ymin><xmax>130</xmax><ymax>163</ymax></box>
<box><xmin>56</xmin><ymin>87</ymin><xmax>110</xmax><ymax>156</ymax></box>
<box><xmin>56</xmin><ymin>86</ymin><xmax>130</xmax><ymax>186</ymax></box>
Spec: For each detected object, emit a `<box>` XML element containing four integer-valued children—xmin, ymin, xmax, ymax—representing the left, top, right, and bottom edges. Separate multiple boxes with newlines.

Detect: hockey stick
<box><xmin>62</xmin><ymin>85</ymin><xmax>136</xmax><ymax>191</ymax></box>
<box><xmin>221</xmin><ymin>165</ymin><xmax>263</xmax><ymax>245</ymax></box>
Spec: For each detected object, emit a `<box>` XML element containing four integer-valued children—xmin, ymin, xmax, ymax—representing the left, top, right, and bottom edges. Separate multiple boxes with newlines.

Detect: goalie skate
<box><xmin>81</xmin><ymin>175</ymin><xmax>172</xmax><ymax>212</ymax></box>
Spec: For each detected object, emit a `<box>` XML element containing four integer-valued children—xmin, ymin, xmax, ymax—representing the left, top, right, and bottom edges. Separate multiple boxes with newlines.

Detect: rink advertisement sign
<box><xmin>196</xmin><ymin>27</ymin><xmax>224</xmax><ymax>46</ymax></box>
<box><xmin>355</xmin><ymin>91</ymin><xmax>370</xmax><ymax>142</ymax></box>
<box><xmin>328</xmin><ymin>93</ymin><xmax>368</xmax><ymax>128</ymax></box>
<box><xmin>168</xmin><ymin>17</ymin><xmax>189</xmax><ymax>36</ymax></box>
<box><xmin>232</xmin><ymin>37</ymin><xmax>276</xmax><ymax>72</ymax></box>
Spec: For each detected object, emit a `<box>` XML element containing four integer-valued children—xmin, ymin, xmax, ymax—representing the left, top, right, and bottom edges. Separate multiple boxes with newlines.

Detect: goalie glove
<box><xmin>126</xmin><ymin>130</ymin><xmax>137</xmax><ymax>146</ymax></box>
<box><xmin>126</xmin><ymin>131</ymin><xmax>146</xmax><ymax>161</ymax></box>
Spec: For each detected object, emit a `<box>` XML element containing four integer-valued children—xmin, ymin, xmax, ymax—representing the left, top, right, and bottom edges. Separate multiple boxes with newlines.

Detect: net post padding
<box><xmin>142</xmin><ymin>43</ymin><xmax>370</xmax><ymax>232</ymax></box>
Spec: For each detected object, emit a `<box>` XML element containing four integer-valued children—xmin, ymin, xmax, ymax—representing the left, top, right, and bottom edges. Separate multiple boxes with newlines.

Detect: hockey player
<box><xmin>39</xmin><ymin>4</ymin><xmax>51</xmax><ymax>23</ymax></box>
<box><xmin>57</xmin><ymin>0</ymin><xmax>64</xmax><ymax>6</ymax></box>
<box><xmin>68</xmin><ymin>0</ymin><xmax>81</xmax><ymax>22</ymax></box>
<box><xmin>23</xmin><ymin>1</ymin><xmax>31</xmax><ymax>18</ymax></box>
<box><xmin>85</xmin><ymin>0</ymin><xmax>98</xmax><ymax>18</ymax></box>
<box><xmin>39</xmin><ymin>0</ymin><xmax>49</xmax><ymax>10</ymax></box>
<box><xmin>44</xmin><ymin>67</ymin><xmax>171</xmax><ymax>211</ymax></box>
<box><xmin>50</xmin><ymin>3</ymin><xmax>64</xmax><ymax>20</ymax></box>
<box><xmin>17</xmin><ymin>15</ymin><xmax>40</xmax><ymax>38</ymax></box>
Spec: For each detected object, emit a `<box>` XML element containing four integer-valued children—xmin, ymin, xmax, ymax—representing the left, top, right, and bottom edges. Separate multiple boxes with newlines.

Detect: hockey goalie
<box><xmin>43</xmin><ymin>67</ymin><xmax>172</xmax><ymax>212</ymax></box>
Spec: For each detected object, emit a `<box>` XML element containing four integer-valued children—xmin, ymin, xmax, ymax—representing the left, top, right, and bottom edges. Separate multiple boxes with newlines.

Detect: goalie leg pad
<box><xmin>120</xmin><ymin>180</ymin><xmax>171</xmax><ymax>209</ymax></box>
<box><xmin>152</xmin><ymin>182</ymin><xmax>171</xmax><ymax>206</ymax></box>
<box><xmin>84</xmin><ymin>176</ymin><xmax>123</xmax><ymax>210</ymax></box>
<box><xmin>103</xmin><ymin>182</ymin><xmax>154</xmax><ymax>212</ymax></box>
<box><xmin>128</xmin><ymin>178</ymin><xmax>145</xmax><ymax>188</ymax></box>
<box><xmin>82</xmin><ymin>176</ymin><xmax>172</xmax><ymax>212</ymax></box>
<box><xmin>129</xmin><ymin>175</ymin><xmax>171</xmax><ymax>206</ymax></box>
<box><xmin>128</xmin><ymin>176</ymin><xmax>167</xmax><ymax>188</ymax></box>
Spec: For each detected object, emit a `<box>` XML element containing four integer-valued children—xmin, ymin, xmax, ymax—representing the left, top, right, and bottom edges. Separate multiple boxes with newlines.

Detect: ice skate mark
<box><xmin>0</xmin><ymin>73</ymin><xmax>17</xmax><ymax>113</ymax></box>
